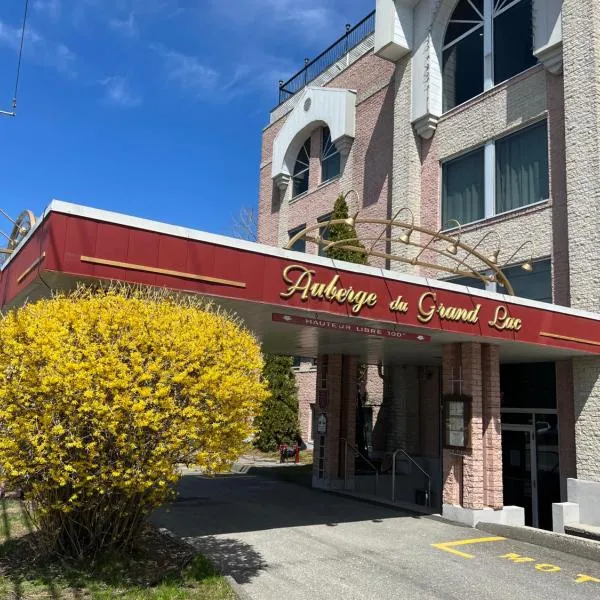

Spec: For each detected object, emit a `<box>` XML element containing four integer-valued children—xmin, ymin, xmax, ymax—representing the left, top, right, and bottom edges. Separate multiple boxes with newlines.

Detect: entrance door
<box><xmin>501</xmin><ymin>425</ymin><xmax>538</xmax><ymax>527</ymax></box>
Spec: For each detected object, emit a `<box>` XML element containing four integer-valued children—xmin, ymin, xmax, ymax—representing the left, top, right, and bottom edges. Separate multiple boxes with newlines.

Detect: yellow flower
<box><xmin>0</xmin><ymin>285</ymin><xmax>268</xmax><ymax>528</ymax></box>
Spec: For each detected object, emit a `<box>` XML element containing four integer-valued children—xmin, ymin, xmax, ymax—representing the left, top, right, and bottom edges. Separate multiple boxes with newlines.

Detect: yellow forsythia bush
<box><xmin>0</xmin><ymin>286</ymin><xmax>268</xmax><ymax>558</ymax></box>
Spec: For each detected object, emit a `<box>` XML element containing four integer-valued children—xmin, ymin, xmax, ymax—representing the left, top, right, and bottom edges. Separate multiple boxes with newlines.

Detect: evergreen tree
<box><xmin>254</xmin><ymin>354</ymin><xmax>300</xmax><ymax>452</ymax></box>
<box><xmin>325</xmin><ymin>194</ymin><xmax>368</xmax><ymax>264</ymax></box>
<box><xmin>324</xmin><ymin>194</ymin><xmax>371</xmax><ymax>453</ymax></box>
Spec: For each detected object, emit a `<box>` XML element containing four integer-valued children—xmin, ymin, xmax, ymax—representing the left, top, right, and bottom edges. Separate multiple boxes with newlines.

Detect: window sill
<box><xmin>289</xmin><ymin>191</ymin><xmax>309</xmax><ymax>205</ymax></box>
<box><xmin>317</xmin><ymin>175</ymin><xmax>341</xmax><ymax>190</ymax></box>
<box><xmin>442</xmin><ymin>199</ymin><xmax>551</xmax><ymax>234</ymax></box>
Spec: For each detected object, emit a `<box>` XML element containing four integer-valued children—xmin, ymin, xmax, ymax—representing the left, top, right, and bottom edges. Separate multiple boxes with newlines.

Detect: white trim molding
<box><xmin>412</xmin><ymin>113</ymin><xmax>440</xmax><ymax>139</ymax></box>
<box><xmin>533</xmin><ymin>0</ymin><xmax>563</xmax><ymax>74</ymax></box>
<box><xmin>271</xmin><ymin>87</ymin><xmax>357</xmax><ymax>191</ymax></box>
<box><xmin>374</xmin><ymin>0</ymin><xmax>418</xmax><ymax>62</ymax></box>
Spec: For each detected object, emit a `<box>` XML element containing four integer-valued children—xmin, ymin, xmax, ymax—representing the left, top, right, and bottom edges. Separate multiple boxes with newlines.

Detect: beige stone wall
<box><xmin>563</xmin><ymin>0</ymin><xmax>600</xmax><ymax>483</ymax></box>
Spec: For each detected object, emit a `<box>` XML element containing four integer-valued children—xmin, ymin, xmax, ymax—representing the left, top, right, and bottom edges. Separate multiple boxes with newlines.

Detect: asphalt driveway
<box><xmin>152</xmin><ymin>468</ymin><xmax>600</xmax><ymax>600</ymax></box>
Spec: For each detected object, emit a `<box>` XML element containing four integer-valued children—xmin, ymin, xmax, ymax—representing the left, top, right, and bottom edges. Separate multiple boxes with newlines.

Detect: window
<box><xmin>292</xmin><ymin>138</ymin><xmax>311</xmax><ymax>198</ymax></box>
<box><xmin>446</xmin><ymin>258</ymin><xmax>552</xmax><ymax>302</ymax></box>
<box><xmin>442</xmin><ymin>122</ymin><xmax>548</xmax><ymax>228</ymax></box>
<box><xmin>443</xmin><ymin>0</ymin><xmax>536</xmax><ymax>111</ymax></box>
<box><xmin>317</xmin><ymin>213</ymin><xmax>332</xmax><ymax>257</ymax></box>
<box><xmin>502</xmin><ymin>259</ymin><xmax>552</xmax><ymax>302</ymax></box>
<box><xmin>288</xmin><ymin>224</ymin><xmax>306</xmax><ymax>253</ymax></box>
<box><xmin>442</xmin><ymin>148</ymin><xmax>485</xmax><ymax>229</ymax></box>
<box><xmin>448</xmin><ymin>275</ymin><xmax>487</xmax><ymax>291</ymax></box>
<box><xmin>321</xmin><ymin>127</ymin><xmax>340</xmax><ymax>183</ymax></box>
<box><xmin>495</xmin><ymin>122</ymin><xmax>549</xmax><ymax>214</ymax></box>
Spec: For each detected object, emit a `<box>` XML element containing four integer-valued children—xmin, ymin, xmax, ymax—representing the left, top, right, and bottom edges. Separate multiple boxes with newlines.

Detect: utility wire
<box><xmin>1</xmin><ymin>0</ymin><xmax>29</xmax><ymax>117</ymax></box>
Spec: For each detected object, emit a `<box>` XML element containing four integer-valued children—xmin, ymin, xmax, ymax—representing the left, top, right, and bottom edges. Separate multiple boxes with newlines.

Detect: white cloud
<box><xmin>0</xmin><ymin>20</ymin><xmax>76</xmax><ymax>77</ymax></box>
<box><xmin>109</xmin><ymin>12</ymin><xmax>138</xmax><ymax>38</ymax></box>
<box><xmin>33</xmin><ymin>0</ymin><xmax>61</xmax><ymax>21</ymax></box>
<box><xmin>100</xmin><ymin>76</ymin><xmax>142</xmax><ymax>108</ymax></box>
<box><xmin>71</xmin><ymin>0</ymin><xmax>183</xmax><ymax>32</ymax></box>
<box><xmin>209</xmin><ymin>0</ymin><xmax>337</xmax><ymax>37</ymax></box>
<box><xmin>154</xmin><ymin>46</ymin><xmax>219</xmax><ymax>95</ymax></box>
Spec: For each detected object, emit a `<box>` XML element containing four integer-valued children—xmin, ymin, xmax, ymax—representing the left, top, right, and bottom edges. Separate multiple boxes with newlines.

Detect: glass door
<box><xmin>502</xmin><ymin>424</ymin><xmax>538</xmax><ymax>527</ymax></box>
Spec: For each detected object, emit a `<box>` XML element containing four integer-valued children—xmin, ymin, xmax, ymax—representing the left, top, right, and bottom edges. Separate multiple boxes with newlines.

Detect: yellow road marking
<box><xmin>432</xmin><ymin>536</ymin><xmax>506</xmax><ymax>559</ymax></box>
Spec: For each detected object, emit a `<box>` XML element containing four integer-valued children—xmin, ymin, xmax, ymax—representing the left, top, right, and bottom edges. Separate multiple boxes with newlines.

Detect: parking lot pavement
<box><xmin>152</xmin><ymin>470</ymin><xmax>600</xmax><ymax>600</ymax></box>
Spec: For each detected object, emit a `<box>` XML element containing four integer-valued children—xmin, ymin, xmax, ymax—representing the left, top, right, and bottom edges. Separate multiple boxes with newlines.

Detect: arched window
<box><xmin>443</xmin><ymin>0</ymin><xmax>536</xmax><ymax>112</ymax></box>
<box><xmin>321</xmin><ymin>127</ymin><xmax>340</xmax><ymax>183</ymax></box>
<box><xmin>292</xmin><ymin>138</ymin><xmax>311</xmax><ymax>197</ymax></box>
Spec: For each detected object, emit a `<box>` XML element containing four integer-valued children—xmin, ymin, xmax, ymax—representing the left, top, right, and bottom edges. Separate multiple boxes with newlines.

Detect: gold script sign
<box><xmin>417</xmin><ymin>292</ymin><xmax>481</xmax><ymax>325</ymax></box>
<box><xmin>279</xmin><ymin>265</ymin><xmax>523</xmax><ymax>332</ymax></box>
<box><xmin>280</xmin><ymin>265</ymin><xmax>378</xmax><ymax>315</ymax></box>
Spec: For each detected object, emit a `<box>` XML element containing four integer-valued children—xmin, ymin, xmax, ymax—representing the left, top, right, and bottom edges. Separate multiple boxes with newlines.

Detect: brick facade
<box><xmin>257</xmin><ymin>0</ymin><xmax>600</xmax><ymax>514</ymax></box>
<box><xmin>442</xmin><ymin>343</ymin><xmax>502</xmax><ymax>510</ymax></box>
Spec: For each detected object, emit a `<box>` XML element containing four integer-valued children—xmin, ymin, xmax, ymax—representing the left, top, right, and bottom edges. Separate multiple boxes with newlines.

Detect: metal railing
<box><xmin>276</xmin><ymin>10</ymin><xmax>376</xmax><ymax>107</ymax></box>
<box><xmin>343</xmin><ymin>438</ymin><xmax>379</xmax><ymax>496</ymax></box>
<box><xmin>391</xmin><ymin>449</ymin><xmax>432</xmax><ymax>507</ymax></box>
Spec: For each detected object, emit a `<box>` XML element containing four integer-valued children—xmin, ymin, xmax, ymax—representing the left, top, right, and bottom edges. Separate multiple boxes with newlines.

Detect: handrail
<box><xmin>274</xmin><ymin>10</ymin><xmax>376</xmax><ymax>109</ymax></box>
<box><xmin>391</xmin><ymin>449</ymin><xmax>432</xmax><ymax>507</ymax></box>
<box><xmin>342</xmin><ymin>437</ymin><xmax>379</xmax><ymax>495</ymax></box>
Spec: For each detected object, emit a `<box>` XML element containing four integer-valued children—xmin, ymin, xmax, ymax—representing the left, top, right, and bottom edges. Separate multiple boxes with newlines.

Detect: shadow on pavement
<box><xmin>153</xmin><ymin>470</ymin><xmax>420</xmax><ymax>538</ymax></box>
<box><xmin>185</xmin><ymin>535</ymin><xmax>268</xmax><ymax>584</ymax></box>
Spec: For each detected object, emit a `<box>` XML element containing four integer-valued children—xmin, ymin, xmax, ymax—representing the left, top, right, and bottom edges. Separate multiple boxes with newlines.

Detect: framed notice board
<box><xmin>443</xmin><ymin>394</ymin><xmax>472</xmax><ymax>451</ymax></box>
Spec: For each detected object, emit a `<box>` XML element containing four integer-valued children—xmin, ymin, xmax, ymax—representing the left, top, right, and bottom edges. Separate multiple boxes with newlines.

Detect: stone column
<box><xmin>482</xmin><ymin>345</ymin><xmax>502</xmax><ymax>509</ymax></box>
<box><xmin>460</xmin><ymin>343</ymin><xmax>484</xmax><ymax>510</ymax></box>
<box><xmin>442</xmin><ymin>344</ymin><xmax>462</xmax><ymax>506</ymax></box>
<box><xmin>442</xmin><ymin>343</ymin><xmax>502</xmax><ymax>511</ymax></box>
<box><xmin>556</xmin><ymin>360</ymin><xmax>577</xmax><ymax>499</ymax></box>
<box><xmin>312</xmin><ymin>354</ymin><xmax>358</xmax><ymax>490</ymax></box>
<box><xmin>563</xmin><ymin>0</ymin><xmax>600</xmax><ymax>485</ymax></box>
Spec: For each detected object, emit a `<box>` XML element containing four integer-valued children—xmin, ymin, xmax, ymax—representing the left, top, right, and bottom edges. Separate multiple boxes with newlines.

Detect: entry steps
<box><xmin>564</xmin><ymin>523</ymin><xmax>600</xmax><ymax>542</ymax></box>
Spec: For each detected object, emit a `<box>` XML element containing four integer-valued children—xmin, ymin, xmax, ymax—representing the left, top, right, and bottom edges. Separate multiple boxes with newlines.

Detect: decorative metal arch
<box><xmin>285</xmin><ymin>192</ymin><xmax>535</xmax><ymax>296</ymax></box>
<box><xmin>0</xmin><ymin>209</ymin><xmax>36</xmax><ymax>263</ymax></box>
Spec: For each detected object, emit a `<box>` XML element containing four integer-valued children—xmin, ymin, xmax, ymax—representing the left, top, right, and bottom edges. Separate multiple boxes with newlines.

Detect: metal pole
<box><xmin>344</xmin><ymin>441</ymin><xmax>348</xmax><ymax>490</ymax></box>
<box><xmin>391</xmin><ymin>451</ymin><xmax>396</xmax><ymax>502</ymax></box>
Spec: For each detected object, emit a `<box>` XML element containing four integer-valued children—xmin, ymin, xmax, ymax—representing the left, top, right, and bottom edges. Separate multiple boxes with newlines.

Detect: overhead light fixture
<box><xmin>521</xmin><ymin>261</ymin><xmax>533</xmax><ymax>272</ymax></box>
<box><xmin>445</xmin><ymin>219</ymin><xmax>462</xmax><ymax>256</ymax></box>
<box><xmin>504</xmin><ymin>240</ymin><xmax>535</xmax><ymax>274</ymax></box>
<box><xmin>488</xmin><ymin>249</ymin><xmax>500</xmax><ymax>264</ymax></box>
<box><xmin>391</xmin><ymin>207</ymin><xmax>414</xmax><ymax>247</ymax></box>
<box><xmin>344</xmin><ymin>211</ymin><xmax>359</xmax><ymax>228</ymax></box>
<box><xmin>399</xmin><ymin>230</ymin><xmax>412</xmax><ymax>244</ymax></box>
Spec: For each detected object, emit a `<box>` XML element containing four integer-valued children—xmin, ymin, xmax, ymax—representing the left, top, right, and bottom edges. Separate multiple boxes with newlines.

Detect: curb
<box><xmin>476</xmin><ymin>522</ymin><xmax>600</xmax><ymax>563</ymax></box>
<box><xmin>225</xmin><ymin>576</ymin><xmax>254</xmax><ymax>600</ymax></box>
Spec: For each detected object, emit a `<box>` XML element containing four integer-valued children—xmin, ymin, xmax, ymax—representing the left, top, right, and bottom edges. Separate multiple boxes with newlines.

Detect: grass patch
<box><xmin>0</xmin><ymin>499</ymin><xmax>235</xmax><ymax>599</ymax></box>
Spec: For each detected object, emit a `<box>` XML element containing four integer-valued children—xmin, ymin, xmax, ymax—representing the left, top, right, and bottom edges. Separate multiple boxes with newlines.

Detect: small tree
<box><xmin>324</xmin><ymin>194</ymin><xmax>371</xmax><ymax>452</ymax></box>
<box><xmin>325</xmin><ymin>193</ymin><xmax>368</xmax><ymax>264</ymax></box>
<box><xmin>0</xmin><ymin>286</ymin><xmax>268</xmax><ymax>559</ymax></box>
<box><xmin>254</xmin><ymin>355</ymin><xmax>300</xmax><ymax>452</ymax></box>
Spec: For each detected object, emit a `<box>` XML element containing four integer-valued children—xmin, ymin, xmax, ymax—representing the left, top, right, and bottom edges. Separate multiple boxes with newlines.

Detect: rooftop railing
<box><xmin>275</xmin><ymin>10</ymin><xmax>376</xmax><ymax>109</ymax></box>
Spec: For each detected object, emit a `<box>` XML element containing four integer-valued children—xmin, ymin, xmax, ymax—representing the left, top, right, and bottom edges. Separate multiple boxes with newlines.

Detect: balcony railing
<box><xmin>276</xmin><ymin>10</ymin><xmax>376</xmax><ymax>108</ymax></box>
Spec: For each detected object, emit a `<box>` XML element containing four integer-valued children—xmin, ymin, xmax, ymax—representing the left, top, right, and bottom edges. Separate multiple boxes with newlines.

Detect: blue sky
<box><xmin>0</xmin><ymin>0</ymin><xmax>372</xmax><ymax>238</ymax></box>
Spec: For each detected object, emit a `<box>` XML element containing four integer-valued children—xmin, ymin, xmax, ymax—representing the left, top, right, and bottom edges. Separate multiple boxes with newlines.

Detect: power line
<box><xmin>0</xmin><ymin>0</ymin><xmax>30</xmax><ymax>117</ymax></box>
